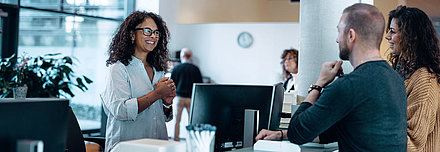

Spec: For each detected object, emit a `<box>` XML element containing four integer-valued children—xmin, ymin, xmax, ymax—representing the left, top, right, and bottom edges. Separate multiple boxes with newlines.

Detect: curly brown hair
<box><xmin>387</xmin><ymin>6</ymin><xmax>440</xmax><ymax>83</ymax></box>
<box><xmin>106</xmin><ymin>11</ymin><xmax>170</xmax><ymax>71</ymax></box>
<box><xmin>280</xmin><ymin>48</ymin><xmax>298</xmax><ymax>80</ymax></box>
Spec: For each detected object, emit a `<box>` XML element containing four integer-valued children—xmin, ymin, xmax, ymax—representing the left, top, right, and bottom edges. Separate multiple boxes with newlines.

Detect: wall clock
<box><xmin>237</xmin><ymin>32</ymin><xmax>253</xmax><ymax>48</ymax></box>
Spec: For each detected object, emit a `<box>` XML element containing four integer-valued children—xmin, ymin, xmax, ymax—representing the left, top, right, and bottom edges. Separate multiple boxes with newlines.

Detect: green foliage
<box><xmin>0</xmin><ymin>53</ymin><xmax>93</xmax><ymax>98</ymax></box>
<box><xmin>0</xmin><ymin>55</ymin><xmax>18</xmax><ymax>97</ymax></box>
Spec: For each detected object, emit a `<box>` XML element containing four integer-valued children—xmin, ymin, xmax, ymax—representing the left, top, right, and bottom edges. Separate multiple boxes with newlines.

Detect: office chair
<box><xmin>66</xmin><ymin>106</ymin><xmax>105</xmax><ymax>152</ymax></box>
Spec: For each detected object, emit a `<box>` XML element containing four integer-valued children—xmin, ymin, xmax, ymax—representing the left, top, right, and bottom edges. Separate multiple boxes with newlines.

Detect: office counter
<box><xmin>228</xmin><ymin>141</ymin><xmax>338</xmax><ymax>152</ymax></box>
<box><xmin>109</xmin><ymin>138</ymin><xmax>338</xmax><ymax>152</ymax></box>
<box><xmin>0</xmin><ymin>98</ymin><xmax>69</xmax><ymax>102</ymax></box>
<box><xmin>230</xmin><ymin>147</ymin><xmax>338</xmax><ymax>152</ymax></box>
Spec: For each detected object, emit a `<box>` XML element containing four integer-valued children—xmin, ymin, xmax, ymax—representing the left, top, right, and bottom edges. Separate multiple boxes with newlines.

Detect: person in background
<box><xmin>281</xmin><ymin>49</ymin><xmax>299</xmax><ymax>92</ymax></box>
<box><xmin>255</xmin><ymin>3</ymin><xmax>407</xmax><ymax>151</ymax></box>
<box><xmin>171</xmin><ymin>48</ymin><xmax>203</xmax><ymax>141</ymax></box>
<box><xmin>385</xmin><ymin>6</ymin><xmax>440</xmax><ymax>152</ymax></box>
<box><xmin>101</xmin><ymin>11</ymin><xmax>176</xmax><ymax>152</ymax></box>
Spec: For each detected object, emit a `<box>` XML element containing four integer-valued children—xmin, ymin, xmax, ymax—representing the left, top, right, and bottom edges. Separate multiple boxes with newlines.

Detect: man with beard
<box><xmin>255</xmin><ymin>3</ymin><xmax>407</xmax><ymax>151</ymax></box>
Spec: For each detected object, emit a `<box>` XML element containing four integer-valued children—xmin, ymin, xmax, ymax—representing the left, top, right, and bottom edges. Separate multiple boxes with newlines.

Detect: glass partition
<box><xmin>18</xmin><ymin>7</ymin><xmax>121</xmax><ymax>131</ymax></box>
<box><xmin>20</xmin><ymin>0</ymin><xmax>124</xmax><ymax>20</ymax></box>
<box><xmin>0</xmin><ymin>16</ymin><xmax>3</xmax><ymax>51</ymax></box>
<box><xmin>0</xmin><ymin>0</ymin><xmax>17</xmax><ymax>5</ymax></box>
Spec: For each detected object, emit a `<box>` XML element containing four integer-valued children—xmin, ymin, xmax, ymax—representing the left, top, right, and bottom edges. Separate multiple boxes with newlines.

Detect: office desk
<box><xmin>227</xmin><ymin>141</ymin><xmax>338</xmax><ymax>152</ymax></box>
<box><xmin>111</xmin><ymin>138</ymin><xmax>338</xmax><ymax>152</ymax></box>
<box><xmin>0</xmin><ymin>98</ymin><xmax>69</xmax><ymax>102</ymax></box>
<box><xmin>229</xmin><ymin>146</ymin><xmax>338</xmax><ymax>152</ymax></box>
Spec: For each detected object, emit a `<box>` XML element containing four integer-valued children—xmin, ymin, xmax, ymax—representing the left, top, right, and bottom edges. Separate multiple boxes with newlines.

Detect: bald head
<box><xmin>180</xmin><ymin>48</ymin><xmax>192</xmax><ymax>63</ymax></box>
<box><xmin>342</xmin><ymin>3</ymin><xmax>385</xmax><ymax>49</ymax></box>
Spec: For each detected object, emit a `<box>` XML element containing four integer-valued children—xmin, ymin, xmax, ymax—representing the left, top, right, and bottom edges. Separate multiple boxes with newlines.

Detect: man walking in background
<box><xmin>171</xmin><ymin>48</ymin><xmax>203</xmax><ymax>141</ymax></box>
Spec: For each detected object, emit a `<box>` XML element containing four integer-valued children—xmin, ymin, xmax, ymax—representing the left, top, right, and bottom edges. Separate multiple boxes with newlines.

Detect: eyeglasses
<box><xmin>282</xmin><ymin>57</ymin><xmax>296</xmax><ymax>62</ymax></box>
<box><xmin>135</xmin><ymin>27</ymin><xmax>160</xmax><ymax>38</ymax></box>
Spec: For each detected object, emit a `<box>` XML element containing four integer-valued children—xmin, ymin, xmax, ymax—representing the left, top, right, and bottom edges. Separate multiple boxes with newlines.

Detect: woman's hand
<box><xmin>162</xmin><ymin>90</ymin><xmax>176</xmax><ymax>106</ymax></box>
<box><xmin>155</xmin><ymin>77</ymin><xmax>176</xmax><ymax>99</ymax></box>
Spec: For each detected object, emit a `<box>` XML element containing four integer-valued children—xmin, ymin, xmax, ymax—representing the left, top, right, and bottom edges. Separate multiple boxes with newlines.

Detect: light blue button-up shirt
<box><xmin>100</xmin><ymin>56</ymin><xmax>173</xmax><ymax>152</ymax></box>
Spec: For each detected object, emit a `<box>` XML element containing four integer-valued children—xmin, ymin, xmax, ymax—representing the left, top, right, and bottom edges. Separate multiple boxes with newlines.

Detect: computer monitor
<box><xmin>189</xmin><ymin>83</ymin><xmax>284</xmax><ymax>151</ymax></box>
<box><xmin>0</xmin><ymin>98</ymin><xmax>69</xmax><ymax>152</ymax></box>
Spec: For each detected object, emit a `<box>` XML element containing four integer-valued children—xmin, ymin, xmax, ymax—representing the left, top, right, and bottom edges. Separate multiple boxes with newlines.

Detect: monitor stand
<box><xmin>243</xmin><ymin>109</ymin><xmax>259</xmax><ymax>148</ymax></box>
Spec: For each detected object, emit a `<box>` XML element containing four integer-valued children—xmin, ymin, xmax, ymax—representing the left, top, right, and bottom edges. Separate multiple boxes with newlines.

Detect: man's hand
<box><xmin>255</xmin><ymin>129</ymin><xmax>283</xmax><ymax>141</ymax></box>
<box><xmin>315</xmin><ymin>61</ymin><xmax>343</xmax><ymax>87</ymax></box>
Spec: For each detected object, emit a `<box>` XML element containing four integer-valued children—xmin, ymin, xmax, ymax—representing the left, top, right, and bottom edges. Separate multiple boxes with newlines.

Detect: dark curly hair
<box><xmin>387</xmin><ymin>6</ymin><xmax>440</xmax><ymax>83</ymax></box>
<box><xmin>106</xmin><ymin>11</ymin><xmax>170</xmax><ymax>71</ymax></box>
<box><xmin>280</xmin><ymin>48</ymin><xmax>298</xmax><ymax>80</ymax></box>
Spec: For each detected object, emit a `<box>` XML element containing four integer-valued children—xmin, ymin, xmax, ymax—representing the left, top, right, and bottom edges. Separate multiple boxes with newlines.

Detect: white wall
<box><xmin>159</xmin><ymin>0</ymin><xmax>300</xmax><ymax>85</ymax></box>
<box><xmin>159</xmin><ymin>0</ymin><xmax>300</xmax><ymax>139</ymax></box>
<box><xmin>136</xmin><ymin>0</ymin><xmax>159</xmax><ymax>14</ymax></box>
<box><xmin>171</xmin><ymin>23</ymin><xmax>300</xmax><ymax>84</ymax></box>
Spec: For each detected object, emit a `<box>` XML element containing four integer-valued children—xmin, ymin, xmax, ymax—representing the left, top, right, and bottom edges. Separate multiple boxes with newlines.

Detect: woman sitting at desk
<box><xmin>281</xmin><ymin>49</ymin><xmax>299</xmax><ymax>92</ymax></box>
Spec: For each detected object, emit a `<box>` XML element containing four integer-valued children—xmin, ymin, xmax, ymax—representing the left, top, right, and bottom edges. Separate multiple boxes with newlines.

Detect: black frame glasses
<box><xmin>282</xmin><ymin>56</ymin><xmax>296</xmax><ymax>62</ymax></box>
<box><xmin>135</xmin><ymin>27</ymin><xmax>160</xmax><ymax>38</ymax></box>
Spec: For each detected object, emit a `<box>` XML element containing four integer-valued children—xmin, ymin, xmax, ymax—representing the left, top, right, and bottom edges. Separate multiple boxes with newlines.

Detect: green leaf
<box><xmin>83</xmin><ymin>76</ymin><xmax>93</xmax><ymax>83</ymax></box>
<box><xmin>76</xmin><ymin>78</ymin><xmax>85</xmax><ymax>88</ymax></box>
<box><xmin>41</xmin><ymin>61</ymin><xmax>52</xmax><ymax>70</ymax></box>
<box><xmin>75</xmin><ymin>84</ymin><xmax>85</xmax><ymax>91</ymax></box>
<box><xmin>63</xmin><ymin>56</ymin><xmax>73</xmax><ymax>65</ymax></box>
<box><xmin>60</xmin><ymin>65</ymin><xmax>73</xmax><ymax>74</ymax></box>
<box><xmin>45</xmin><ymin>53</ymin><xmax>61</xmax><ymax>56</ymax></box>
<box><xmin>61</xmin><ymin>86</ymin><xmax>74</xmax><ymax>97</ymax></box>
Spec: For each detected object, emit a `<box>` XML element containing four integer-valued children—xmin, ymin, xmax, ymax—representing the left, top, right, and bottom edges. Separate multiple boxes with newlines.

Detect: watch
<box><xmin>237</xmin><ymin>32</ymin><xmax>253</xmax><ymax>48</ymax></box>
<box><xmin>308</xmin><ymin>84</ymin><xmax>324</xmax><ymax>94</ymax></box>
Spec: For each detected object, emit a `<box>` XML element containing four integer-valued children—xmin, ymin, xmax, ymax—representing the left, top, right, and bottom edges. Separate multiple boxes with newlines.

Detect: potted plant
<box><xmin>0</xmin><ymin>53</ymin><xmax>93</xmax><ymax>98</ymax></box>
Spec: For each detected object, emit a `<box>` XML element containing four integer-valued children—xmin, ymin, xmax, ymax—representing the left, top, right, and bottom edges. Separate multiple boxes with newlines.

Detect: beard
<box><xmin>339</xmin><ymin>39</ymin><xmax>350</xmax><ymax>60</ymax></box>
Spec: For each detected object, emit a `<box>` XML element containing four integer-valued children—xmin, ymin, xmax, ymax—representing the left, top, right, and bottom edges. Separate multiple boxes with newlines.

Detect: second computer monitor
<box><xmin>189</xmin><ymin>83</ymin><xmax>284</xmax><ymax>151</ymax></box>
<box><xmin>0</xmin><ymin>98</ymin><xmax>69</xmax><ymax>152</ymax></box>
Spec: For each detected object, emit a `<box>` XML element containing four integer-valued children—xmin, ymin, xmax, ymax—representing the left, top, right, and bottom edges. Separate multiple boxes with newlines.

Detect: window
<box><xmin>20</xmin><ymin>0</ymin><xmax>125</xmax><ymax>20</ymax></box>
<box><xmin>10</xmin><ymin>0</ymin><xmax>126</xmax><ymax>132</ymax></box>
<box><xmin>2</xmin><ymin>0</ymin><xmax>161</xmax><ymax>134</ymax></box>
<box><xmin>0</xmin><ymin>0</ymin><xmax>17</xmax><ymax>5</ymax></box>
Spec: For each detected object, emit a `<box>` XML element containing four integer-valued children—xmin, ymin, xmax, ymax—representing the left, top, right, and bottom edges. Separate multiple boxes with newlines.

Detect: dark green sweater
<box><xmin>288</xmin><ymin>61</ymin><xmax>407</xmax><ymax>152</ymax></box>
<box><xmin>171</xmin><ymin>63</ymin><xmax>203</xmax><ymax>98</ymax></box>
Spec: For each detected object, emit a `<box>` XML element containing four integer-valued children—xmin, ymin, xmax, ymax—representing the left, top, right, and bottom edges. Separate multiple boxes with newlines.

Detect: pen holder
<box><xmin>186</xmin><ymin>124</ymin><xmax>216</xmax><ymax>152</ymax></box>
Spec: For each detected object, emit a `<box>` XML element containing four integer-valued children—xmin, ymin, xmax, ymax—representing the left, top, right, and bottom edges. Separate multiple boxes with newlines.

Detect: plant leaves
<box><xmin>0</xmin><ymin>53</ymin><xmax>92</xmax><ymax>98</ymax></box>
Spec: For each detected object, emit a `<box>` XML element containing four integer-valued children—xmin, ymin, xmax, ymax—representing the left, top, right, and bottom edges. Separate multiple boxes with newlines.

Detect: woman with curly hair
<box><xmin>280</xmin><ymin>48</ymin><xmax>298</xmax><ymax>92</ymax></box>
<box><xmin>385</xmin><ymin>6</ymin><xmax>440</xmax><ymax>152</ymax></box>
<box><xmin>101</xmin><ymin>11</ymin><xmax>176</xmax><ymax>152</ymax></box>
